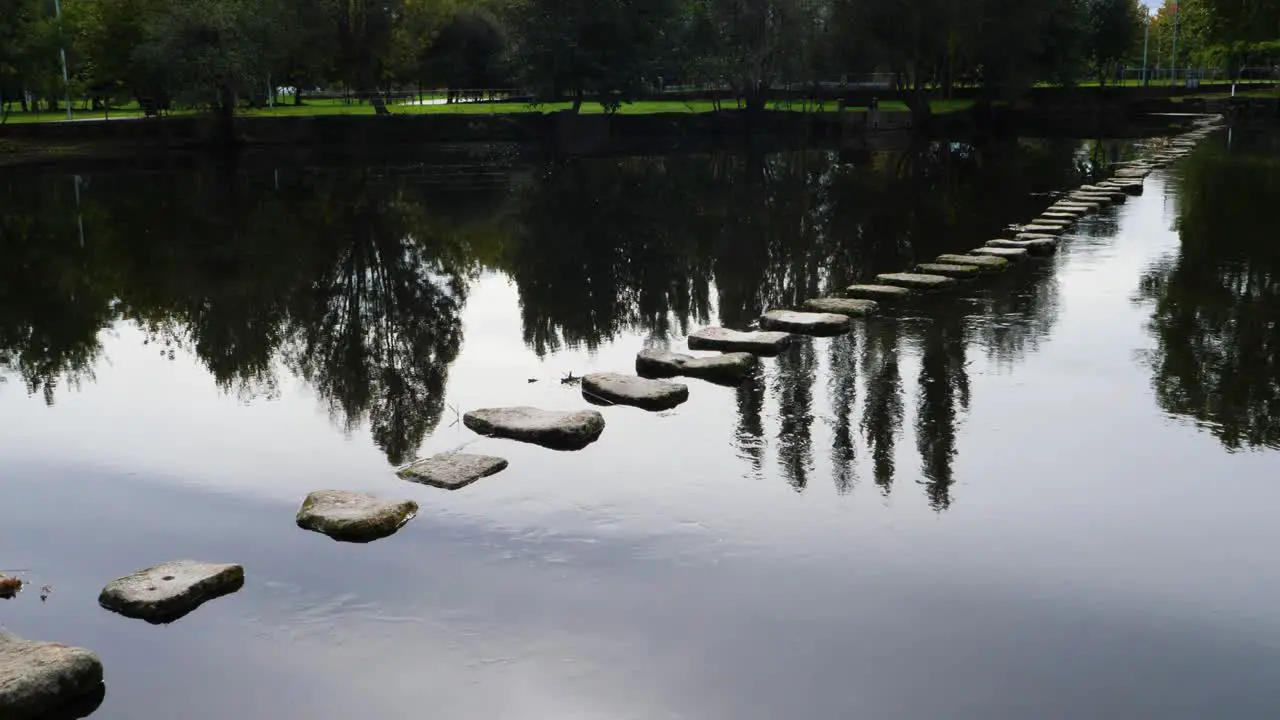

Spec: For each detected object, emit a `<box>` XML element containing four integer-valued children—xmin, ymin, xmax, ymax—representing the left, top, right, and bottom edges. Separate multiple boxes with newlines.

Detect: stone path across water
<box><xmin>10</xmin><ymin>117</ymin><xmax>1225</xmax><ymax>720</ymax></box>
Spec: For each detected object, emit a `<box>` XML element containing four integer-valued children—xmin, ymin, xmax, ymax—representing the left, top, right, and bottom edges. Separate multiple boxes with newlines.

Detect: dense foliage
<box><xmin>0</xmin><ymin>0</ymin><xmax>1275</xmax><ymax>117</ymax></box>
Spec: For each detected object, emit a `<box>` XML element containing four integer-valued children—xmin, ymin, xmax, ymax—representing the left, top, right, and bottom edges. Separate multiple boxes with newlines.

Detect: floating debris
<box><xmin>0</xmin><ymin>574</ymin><xmax>22</xmax><ymax>599</ymax></box>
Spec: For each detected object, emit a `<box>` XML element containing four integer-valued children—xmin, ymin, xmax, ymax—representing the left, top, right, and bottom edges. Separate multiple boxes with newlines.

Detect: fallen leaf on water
<box><xmin>0</xmin><ymin>575</ymin><xmax>23</xmax><ymax>599</ymax></box>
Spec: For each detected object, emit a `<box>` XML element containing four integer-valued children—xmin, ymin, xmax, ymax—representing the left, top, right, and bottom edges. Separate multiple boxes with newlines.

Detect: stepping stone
<box><xmin>399</xmin><ymin>453</ymin><xmax>509</xmax><ymax>490</ymax></box>
<box><xmin>1016</xmin><ymin>232</ymin><xmax>1060</xmax><ymax>242</ymax></box>
<box><xmin>1100</xmin><ymin>181</ymin><xmax>1144</xmax><ymax>195</ymax></box>
<box><xmin>970</xmin><ymin>247</ymin><xmax>1029</xmax><ymax>261</ymax></box>
<box><xmin>1043</xmin><ymin>209</ymin><xmax>1086</xmax><ymax>220</ymax></box>
<box><xmin>296</xmin><ymin>491</ymin><xmax>418</xmax><ymax>542</ymax></box>
<box><xmin>99</xmin><ymin>560</ymin><xmax>244</xmax><ymax>624</ymax></box>
<box><xmin>936</xmin><ymin>254</ymin><xmax>1009</xmax><ymax>271</ymax></box>
<box><xmin>916</xmin><ymin>262</ymin><xmax>982</xmax><ymax>279</ymax></box>
<box><xmin>688</xmin><ymin>327</ymin><xmax>793</xmax><ymax>355</ymax></box>
<box><xmin>802</xmin><ymin>297</ymin><xmax>879</xmax><ymax>317</ymax></box>
<box><xmin>1054</xmin><ymin>201</ymin><xmax>1100</xmax><ymax>212</ymax></box>
<box><xmin>1079</xmin><ymin>186</ymin><xmax>1128</xmax><ymax>200</ymax></box>
<box><xmin>844</xmin><ymin>284</ymin><xmax>912</xmax><ymax>302</ymax></box>
<box><xmin>759</xmin><ymin>310</ymin><xmax>850</xmax><ymax>336</ymax></box>
<box><xmin>1031</xmin><ymin>217</ymin><xmax>1073</xmax><ymax>227</ymax></box>
<box><xmin>582</xmin><ymin>373</ymin><xmax>689</xmax><ymax>410</ymax></box>
<box><xmin>1069</xmin><ymin>193</ymin><xmax>1115</xmax><ymax>205</ymax></box>
<box><xmin>463</xmin><ymin>407</ymin><xmax>605</xmax><ymax>450</ymax></box>
<box><xmin>0</xmin><ymin>631</ymin><xmax>105</xmax><ymax>720</ymax></box>
<box><xmin>876</xmin><ymin>273</ymin><xmax>957</xmax><ymax>291</ymax></box>
<box><xmin>635</xmin><ymin>349</ymin><xmax>757</xmax><ymax>385</ymax></box>
<box><xmin>987</xmin><ymin>238</ymin><xmax>1057</xmax><ymax>254</ymax></box>
<box><xmin>1114</xmin><ymin>168</ymin><xmax>1149</xmax><ymax>179</ymax></box>
<box><xmin>1022</xmin><ymin>224</ymin><xmax>1066</xmax><ymax>235</ymax></box>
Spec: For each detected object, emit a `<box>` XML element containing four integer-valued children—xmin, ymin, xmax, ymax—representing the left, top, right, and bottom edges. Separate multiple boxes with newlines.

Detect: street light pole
<box><xmin>54</xmin><ymin>0</ymin><xmax>71</xmax><ymax>120</ymax></box>
<box><xmin>1171</xmin><ymin>1</ymin><xmax>1180</xmax><ymax>87</ymax></box>
<box><xmin>1143</xmin><ymin>14</ymin><xmax>1151</xmax><ymax>86</ymax></box>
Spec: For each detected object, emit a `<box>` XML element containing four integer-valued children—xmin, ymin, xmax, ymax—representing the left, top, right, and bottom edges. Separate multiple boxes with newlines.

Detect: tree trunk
<box><xmin>897</xmin><ymin>71</ymin><xmax>932</xmax><ymax>129</ymax></box>
<box><xmin>571</xmin><ymin>86</ymin><xmax>583</xmax><ymax>113</ymax></box>
<box><xmin>744</xmin><ymin>80</ymin><xmax>768</xmax><ymax>118</ymax></box>
<box><xmin>214</xmin><ymin>83</ymin><xmax>236</xmax><ymax>145</ymax></box>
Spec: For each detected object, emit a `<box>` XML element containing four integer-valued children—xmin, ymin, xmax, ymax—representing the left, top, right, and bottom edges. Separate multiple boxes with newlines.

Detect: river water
<box><xmin>2</xmin><ymin>131</ymin><xmax>1278</xmax><ymax>719</ymax></box>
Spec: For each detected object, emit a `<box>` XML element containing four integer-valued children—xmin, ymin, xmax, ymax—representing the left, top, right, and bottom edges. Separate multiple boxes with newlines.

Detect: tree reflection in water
<box><xmin>0</xmin><ymin>175</ymin><xmax>113</xmax><ymax>404</ymax></box>
<box><xmin>1</xmin><ymin>135</ymin><xmax>1093</xmax><ymax>495</ymax></box>
<box><xmin>1137</xmin><ymin>132</ymin><xmax>1280</xmax><ymax>451</ymax></box>
<box><xmin>0</xmin><ymin>160</ymin><xmax>474</xmax><ymax>465</ymax></box>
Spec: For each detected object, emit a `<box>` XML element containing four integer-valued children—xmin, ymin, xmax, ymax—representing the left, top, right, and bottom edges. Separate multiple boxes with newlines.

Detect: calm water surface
<box><xmin>2</xmin><ymin>132</ymin><xmax>1279</xmax><ymax>719</ymax></box>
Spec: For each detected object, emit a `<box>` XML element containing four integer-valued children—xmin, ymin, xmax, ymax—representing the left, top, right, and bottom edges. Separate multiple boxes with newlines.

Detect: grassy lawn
<box><xmin>2</xmin><ymin>106</ymin><xmax>147</xmax><ymax>123</ymax></box>
<box><xmin>3</xmin><ymin>96</ymin><xmax>976</xmax><ymax>125</ymax></box>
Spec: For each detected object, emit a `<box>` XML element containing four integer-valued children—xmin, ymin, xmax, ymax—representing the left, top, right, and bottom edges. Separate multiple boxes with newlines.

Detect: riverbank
<box><xmin>1</xmin><ymin>89</ymin><xmax>1274</xmax><ymax>170</ymax></box>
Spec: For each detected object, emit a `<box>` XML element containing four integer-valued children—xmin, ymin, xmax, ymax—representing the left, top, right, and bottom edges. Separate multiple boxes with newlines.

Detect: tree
<box><xmin>687</xmin><ymin>0</ymin><xmax>825</xmax><ymax>115</ymax></box>
<box><xmin>335</xmin><ymin>0</ymin><xmax>401</xmax><ymax>92</ymax></box>
<box><xmin>507</xmin><ymin>0</ymin><xmax>681</xmax><ymax>112</ymax></box>
<box><xmin>1083</xmin><ymin>0</ymin><xmax>1143</xmax><ymax>84</ymax></box>
<box><xmin>0</xmin><ymin>0</ymin><xmax>43</xmax><ymax>118</ymax></box>
<box><xmin>134</xmin><ymin>0</ymin><xmax>278</xmax><ymax>125</ymax></box>
<box><xmin>419</xmin><ymin>6</ymin><xmax>509</xmax><ymax>99</ymax></box>
<box><xmin>269</xmin><ymin>0</ymin><xmax>341</xmax><ymax>104</ymax></box>
<box><xmin>67</xmin><ymin>0</ymin><xmax>166</xmax><ymax>110</ymax></box>
<box><xmin>0</xmin><ymin>0</ymin><xmax>69</xmax><ymax>114</ymax></box>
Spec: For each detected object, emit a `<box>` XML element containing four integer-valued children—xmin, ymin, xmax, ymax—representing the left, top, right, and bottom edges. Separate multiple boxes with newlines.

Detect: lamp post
<box><xmin>1142</xmin><ymin>12</ymin><xmax>1152</xmax><ymax>86</ymax></box>
<box><xmin>1170</xmin><ymin>1</ymin><xmax>1180</xmax><ymax>87</ymax></box>
<box><xmin>54</xmin><ymin>0</ymin><xmax>71</xmax><ymax>120</ymax></box>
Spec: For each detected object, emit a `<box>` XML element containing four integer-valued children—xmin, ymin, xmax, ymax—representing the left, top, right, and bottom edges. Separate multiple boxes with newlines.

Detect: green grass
<box><xmin>1</xmin><ymin>106</ymin><xmax>147</xmax><ymax>123</ymax></box>
<box><xmin>1037</xmin><ymin>78</ymin><xmax>1278</xmax><ymax>88</ymax></box>
<box><xmin>2</xmin><ymin>95</ymin><xmax>975</xmax><ymax>125</ymax></box>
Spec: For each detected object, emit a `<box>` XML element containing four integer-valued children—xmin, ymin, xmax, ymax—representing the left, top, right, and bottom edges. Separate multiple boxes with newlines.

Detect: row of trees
<box><xmin>1146</xmin><ymin>0</ymin><xmax>1280</xmax><ymax>81</ymax></box>
<box><xmin>1</xmin><ymin>0</ymin><xmax>1276</xmax><ymax>117</ymax></box>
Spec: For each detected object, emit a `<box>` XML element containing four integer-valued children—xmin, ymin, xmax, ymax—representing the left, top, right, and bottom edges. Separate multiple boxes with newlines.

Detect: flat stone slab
<box><xmin>802</xmin><ymin>297</ymin><xmax>879</xmax><ymax>317</ymax></box>
<box><xmin>1039</xmin><ymin>211</ymin><xmax>1079</xmax><ymax>220</ymax></box>
<box><xmin>987</xmin><ymin>238</ymin><xmax>1057</xmax><ymax>254</ymax></box>
<box><xmin>1015</xmin><ymin>232</ymin><xmax>1060</xmax><ymax>242</ymax></box>
<box><xmin>936</xmin><ymin>254</ymin><xmax>1010</xmax><ymax>271</ymax></box>
<box><xmin>1021</xmin><ymin>224</ymin><xmax>1066</xmax><ymax>235</ymax></box>
<box><xmin>1069</xmin><ymin>194</ymin><xmax>1116</xmax><ymax>206</ymax></box>
<box><xmin>582</xmin><ymin>373</ymin><xmax>689</xmax><ymax>410</ymax></box>
<box><xmin>916</xmin><ymin>262</ymin><xmax>981</xmax><ymax>279</ymax></box>
<box><xmin>1031</xmin><ymin>217</ymin><xmax>1073</xmax><ymax>227</ymax></box>
<box><xmin>464</xmin><ymin>407</ymin><xmax>605</xmax><ymax>450</ymax></box>
<box><xmin>1053</xmin><ymin>201</ymin><xmax>1100</xmax><ymax>212</ymax></box>
<box><xmin>0</xmin><ymin>632</ymin><xmax>104</xmax><ymax>720</ymax></box>
<box><xmin>100</xmin><ymin>560</ymin><xmax>244</xmax><ymax>624</ymax></box>
<box><xmin>635</xmin><ymin>349</ymin><xmax>757</xmax><ymax>385</ymax></box>
<box><xmin>759</xmin><ymin>310</ymin><xmax>851</xmax><ymax>336</ymax></box>
<box><xmin>1100</xmin><ymin>181</ymin><xmax>1144</xmax><ymax>195</ymax></box>
<box><xmin>1079</xmin><ymin>186</ymin><xmax>1128</xmax><ymax>200</ymax></box>
<box><xmin>844</xmin><ymin>284</ymin><xmax>912</xmax><ymax>302</ymax></box>
<box><xmin>688</xmin><ymin>327</ymin><xmax>793</xmax><ymax>355</ymax></box>
<box><xmin>297</xmin><ymin>491</ymin><xmax>418</xmax><ymax>541</ymax></box>
<box><xmin>970</xmin><ymin>247</ymin><xmax>1029</xmax><ymax>261</ymax></box>
<box><xmin>1114</xmin><ymin>168</ymin><xmax>1150</xmax><ymax>179</ymax></box>
<box><xmin>398</xmin><ymin>453</ymin><xmax>509</xmax><ymax>490</ymax></box>
<box><xmin>876</xmin><ymin>273</ymin><xmax>957</xmax><ymax>291</ymax></box>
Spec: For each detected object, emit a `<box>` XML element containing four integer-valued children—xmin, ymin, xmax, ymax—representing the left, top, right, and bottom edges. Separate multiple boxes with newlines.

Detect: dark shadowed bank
<box><xmin>3</xmin><ymin>89</ymin><xmax>1274</xmax><ymax>169</ymax></box>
